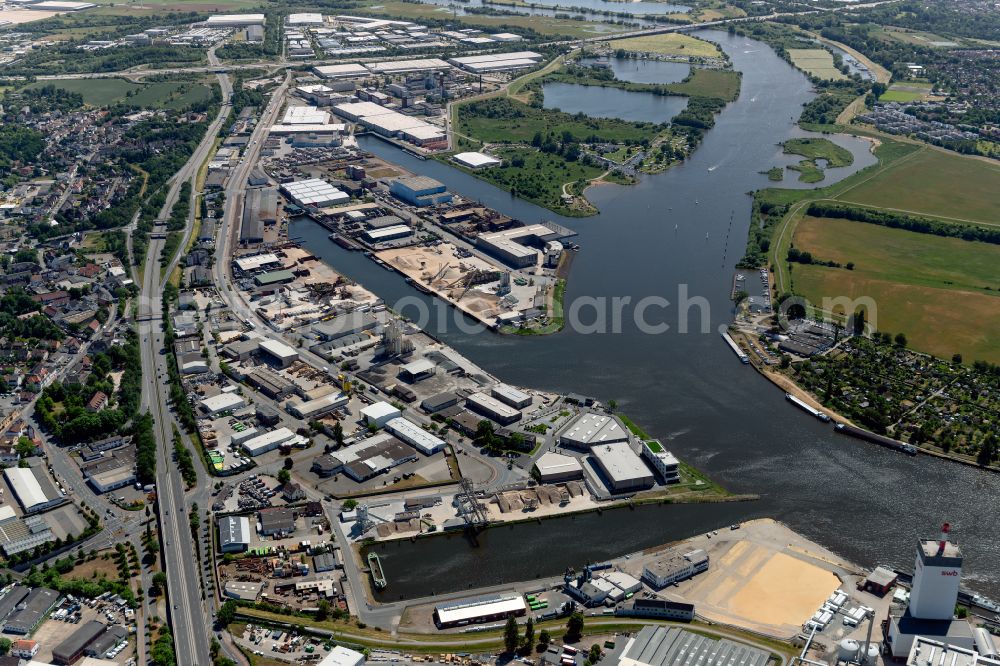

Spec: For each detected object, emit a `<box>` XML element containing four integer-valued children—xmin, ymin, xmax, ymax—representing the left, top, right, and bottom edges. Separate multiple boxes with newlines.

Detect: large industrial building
<box><xmin>331</xmin><ymin>102</ymin><xmax>446</xmax><ymax>146</ymax></box>
<box><xmin>318</xmin><ymin>645</ymin><xmax>366</xmax><ymax>666</ymax></box>
<box><xmin>447</xmin><ymin>51</ymin><xmax>543</xmax><ymax>73</ymax></box>
<box><xmin>258</xmin><ymin>338</ymin><xmax>299</xmax><ymax>368</ymax></box>
<box><xmin>361</xmin><ymin>401</ymin><xmax>402</xmax><ymax>428</ymax></box>
<box><xmin>560</xmin><ymin>412</ymin><xmax>631</xmax><ymax>449</ymax></box>
<box><xmin>885</xmin><ymin>524</ymin><xmax>977</xmax><ymax>658</ymax></box>
<box><xmin>618</xmin><ymin>598</ymin><xmax>696</xmax><ymax>621</ymax></box>
<box><xmin>219</xmin><ymin>515</ymin><xmax>251</xmax><ymax>553</ymax></box>
<box><xmin>367</xmin><ymin>58</ymin><xmax>450</xmax><ymax>74</ymax></box>
<box><xmin>327</xmin><ymin>433</ymin><xmax>417</xmax><ymax>481</ymax></box>
<box><xmin>4</xmin><ymin>467</ymin><xmax>62</xmax><ymax>514</ymax></box>
<box><xmin>2</xmin><ymin>586</ymin><xmax>59</xmax><ymax>634</ymax></box>
<box><xmin>281</xmin><ymin>179</ymin><xmax>350</xmax><ymax>208</ymax></box>
<box><xmin>591</xmin><ymin>442</ymin><xmax>654</xmax><ymax>492</ymax></box>
<box><xmin>241</xmin><ymin>187</ymin><xmax>278</xmax><ymax>244</ymax></box>
<box><xmin>199</xmin><ymin>392</ymin><xmax>247</xmax><ymax>417</ymax></box>
<box><xmin>452</xmin><ymin>152</ymin><xmax>502</xmax><ymax>170</ymax></box>
<box><xmin>642</xmin><ymin>549</ymin><xmax>710</xmax><ymax>589</ymax></box>
<box><xmin>205</xmin><ymin>13</ymin><xmax>265</xmax><ymax>26</ymax></box>
<box><xmin>241</xmin><ymin>427</ymin><xmax>305</xmax><ymax>457</ymax></box>
<box><xmin>434</xmin><ymin>593</ymin><xmax>526</xmax><ymax>628</ymax></box>
<box><xmin>314</xmin><ymin>63</ymin><xmax>371</xmax><ymax>79</ymax></box>
<box><xmin>389</xmin><ymin>176</ymin><xmax>452</xmax><ymax>207</ymax></box>
<box><xmin>615</xmin><ymin>626</ymin><xmax>770</xmax><ymax>666</ymax></box>
<box><xmin>465</xmin><ymin>391</ymin><xmax>521</xmax><ymax>425</ymax></box>
<box><xmin>534</xmin><ymin>452</ymin><xmax>584</xmax><ymax>483</ymax></box>
<box><xmin>476</xmin><ymin>224</ymin><xmax>558</xmax><ymax>268</ymax></box>
<box><xmin>385</xmin><ymin>417</ymin><xmax>446</xmax><ymax>455</ymax></box>
<box><xmin>490</xmin><ymin>383</ymin><xmax>531</xmax><ymax>409</ymax></box>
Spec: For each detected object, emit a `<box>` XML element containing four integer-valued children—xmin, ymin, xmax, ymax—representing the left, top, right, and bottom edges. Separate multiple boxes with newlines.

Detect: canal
<box><xmin>291</xmin><ymin>29</ymin><xmax>1000</xmax><ymax>600</ymax></box>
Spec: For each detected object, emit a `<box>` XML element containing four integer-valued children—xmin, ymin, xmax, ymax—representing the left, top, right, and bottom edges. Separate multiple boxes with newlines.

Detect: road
<box><xmin>137</xmin><ymin>44</ymin><xmax>233</xmax><ymax>665</ymax></box>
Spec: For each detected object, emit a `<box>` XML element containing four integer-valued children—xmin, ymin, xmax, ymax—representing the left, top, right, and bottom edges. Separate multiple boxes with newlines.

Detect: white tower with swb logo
<box><xmin>908</xmin><ymin>523</ymin><xmax>963</xmax><ymax>620</ymax></box>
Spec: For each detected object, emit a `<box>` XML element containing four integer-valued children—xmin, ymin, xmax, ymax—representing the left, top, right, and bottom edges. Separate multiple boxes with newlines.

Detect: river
<box><xmin>291</xmin><ymin>30</ymin><xmax>1000</xmax><ymax>601</ymax></box>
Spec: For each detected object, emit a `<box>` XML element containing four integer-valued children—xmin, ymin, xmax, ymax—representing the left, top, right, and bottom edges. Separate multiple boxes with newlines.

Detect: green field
<box><xmin>663</xmin><ymin>68</ymin><xmax>740</xmax><ymax>100</ymax></box>
<box><xmin>25</xmin><ymin>77</ymin><xmax>214</xmax><ymax>109</ymax></box>
<box><xmin>457</xmin><ymin>96</ymin><xmax>662</xmax><ymax>145</ymax></box>
<box><xmin>787</xmin><ymin>49</ymin><xmax>847</xmax><ymax>81</ymax></box>
<box><xmin>608</xmin><ymin>33</ymin><xmax>722</xmax><ymax>58</ymax></box>
<box><xmin>783</xmin><ymin>137</ymin><xmax>853</xmax><ymax>183</ymax></box>
<box><xmin>457</xmin><ymin>146</ymin><xmax>605</xmax><ymax>216</ymax></box>
<box><xmin>878</xmin><ymin>90</ymin><xmax>924</xmax><ymax>103</ymax></box>
<box><xmin>838</xmin><ymin>148</ymin><xmax>1000</xmax><ymax>225</ymax></box>
<box><xmin>791</xmin><ymin>216</ymin><xmax>1000</xmax><ymax>362</ymax></box>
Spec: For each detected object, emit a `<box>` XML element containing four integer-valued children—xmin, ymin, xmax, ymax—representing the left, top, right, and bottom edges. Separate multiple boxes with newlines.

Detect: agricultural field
<box><xmin>790</xmin><ymin>216</ymin><xmax>1000</xmax><ymax>363</ymax></box>
<box><xmin>837</xmin><ymin>148</ymin><xmax>1000</xmax><ymax>226</ymax></box>
<box><xmin>25</xmin><ymin>77</ymin><xmax>214</xmax><ymax>109</ymax></box>
<box><xmin>608</xmin><ymin>32</ymin><xmax>722</xmax><ymax>58</ymax></box>
<box><xmin>787</xmin><ymin>49</ymin><xmax>847</xmax><ymax>81</ymax></box>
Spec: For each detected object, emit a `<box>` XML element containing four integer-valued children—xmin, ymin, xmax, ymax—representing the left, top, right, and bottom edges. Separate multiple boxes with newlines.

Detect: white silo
<box><xmin>861</xmin><ymin>643</ymin><xmax>880</xmax><ymax>665</ymax></box>
<box><xmin>838</xmin><ymin>639</ymin><xmax>860</xmax><ymax>663</ymax></box>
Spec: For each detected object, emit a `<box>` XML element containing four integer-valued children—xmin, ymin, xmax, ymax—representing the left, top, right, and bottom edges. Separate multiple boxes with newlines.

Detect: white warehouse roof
<box><xmin>288</xmin><ymin>12</ymin><xmax>324</xmax><ymax>24</ymax></box>
<box><xmin>201</xmin><ymin>392</ymin><xmax>247</xmax><ymax>415</ymax></box>
<box><xmin>367</xmin><ymin>58</ymin><xmax>450</xmax><ymax>73</ymax></box>
<box><xmin>318</xmin><ymin>646</ymin><xmax>366</xmax><ymax>666</ymax></box>
<box><xmin>241</xmin><ymin>427</ymin><xmax>298</xmax><ymax>455</ymax></box>
<box><xmin>561</xmin><ymin>412</ymin><xmax>630</xmax><ymax>447</ymax></box>
<box><xmin>435</xmin><ymin>594</ymin><xmax>526</xmax><ymax>625</ymax></box>
<box><xmin>234</xmin><ymin>253</ymin><xmax>280</xmax><ymax>272</ymax></box>
<box><xmin>206</xmin><ymin>13</ymin><xmax>265</xmax><ymax>25</ymax></box>
<box><xmin>385</xmin><ymin>417</ymin><xmax>446</xmax><ymax>455</ymax></box>
<box><xmin>259</xmin><ymin>338</ymin><xmax>299</xmax><ymax>361</ymax></box>
<box><xmin>453</xmin><ymin>152</ymin><xmax>502</xmax><ymax>169</ymax></box>
<box><xmin>281</xmin><ymin>179</ymin><xmax>349</xmax><ymax>207</ymax></box>
<box><xmin>361</xmin><ymin>401</ymin><xmax>402</xmax><ymax>424</ymax></box>
<box><xmin>4</xmin><ymin>467</ymin><xmax>55</xmax><ymax>512</ymax></box>
<box><xmin>282</xmin><ymin>105</ymin><xmax>330</xmax><ymax>125</ymax></box>
<box><xmin>313</xmin><ymin>63</ymin><xmax>370</xmax><ymax>79</ymax></box>
<box><xmin>535</xmin><ymin>452</ymin><xmax>583</xmax><ymax>478</ymax></box>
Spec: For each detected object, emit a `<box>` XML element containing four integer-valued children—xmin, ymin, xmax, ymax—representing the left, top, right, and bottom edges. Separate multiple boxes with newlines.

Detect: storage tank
<box><xmin>861</xmin><ymin>643</ymin><xmax>879</xmax><ymax>665</ymax></box>
<box><xmin>837</xmin><ymin>639</ymin><xmax>860</xmax><ymax>663</ymax></box>
<box><xmin>974</xmin><ymin>628</ymin><xmax>998</xmax><ymax>658</ymax></box>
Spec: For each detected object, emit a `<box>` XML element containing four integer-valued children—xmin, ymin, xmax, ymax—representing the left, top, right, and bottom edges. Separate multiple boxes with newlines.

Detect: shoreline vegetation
<box><xmin>450</xmin><ymin>51</ymin><xmax>741</xmax><ymax>216</ymax></box>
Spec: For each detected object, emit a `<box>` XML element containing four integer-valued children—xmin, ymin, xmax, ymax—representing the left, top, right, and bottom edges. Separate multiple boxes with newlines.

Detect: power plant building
<box><xmin>885</xmin><ymin>524</ymin><xmax>976</xmax><ymax>658</ymax></box>
<box><xmin>591</xmin><ymin>442</ymin><xmax>654</xmax><ymax>493</ymax></box>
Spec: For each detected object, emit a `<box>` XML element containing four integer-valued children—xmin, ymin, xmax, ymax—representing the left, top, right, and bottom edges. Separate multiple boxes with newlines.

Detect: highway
<box><xmin>137</xmin><ymin>44</ymin><xmax>233</xmax><ymax>665</ymax></box>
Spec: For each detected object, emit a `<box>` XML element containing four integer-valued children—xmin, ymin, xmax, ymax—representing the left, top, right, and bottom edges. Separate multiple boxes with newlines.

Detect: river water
<box><xmin>542</xmin><ymin>81</ymin><xmax>688</xmax><ymax>122</ymax></box>
<box><xmin>291</xmin><ymin>30</ymin><xmax>1000</xmax><ymax>601</ymax></box>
